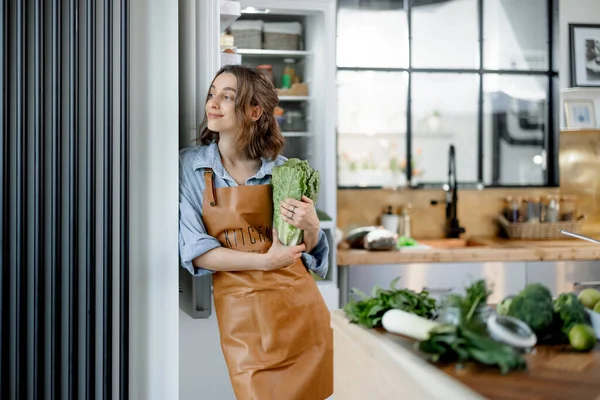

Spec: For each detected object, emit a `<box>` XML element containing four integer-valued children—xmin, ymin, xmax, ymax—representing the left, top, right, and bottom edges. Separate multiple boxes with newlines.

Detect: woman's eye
<box><xmin>224</xmin><ymin>96</ymin><xmax>233</xmax><ymax>101</ymax></box>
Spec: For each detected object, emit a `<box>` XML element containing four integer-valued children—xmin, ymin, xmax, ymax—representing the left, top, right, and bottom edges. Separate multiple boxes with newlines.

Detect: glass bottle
<box><xmin>281</xmin><ymin>58</ymin><xmax>296</xmax><ymax>89</ymax></box>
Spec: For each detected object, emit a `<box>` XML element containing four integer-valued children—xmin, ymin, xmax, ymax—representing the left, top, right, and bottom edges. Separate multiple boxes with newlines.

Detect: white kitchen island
<box><xmin>331</xmin><ymin>310</ymin><xmax>484</xmax><ymax>400</ymax></box>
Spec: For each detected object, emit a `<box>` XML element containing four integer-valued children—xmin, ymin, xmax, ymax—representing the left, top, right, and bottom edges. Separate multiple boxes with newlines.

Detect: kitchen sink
<box><xmin>417</xmin><ymin>238</ymin><xmax>488</xmax><ymax>249</ymax></box>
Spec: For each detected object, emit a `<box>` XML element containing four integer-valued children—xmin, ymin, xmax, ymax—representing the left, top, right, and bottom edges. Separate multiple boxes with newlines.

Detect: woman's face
<box><xmin>206</xmin><ymin>73</ymin><xmax>238</xmax><ymax>134</ymax></box>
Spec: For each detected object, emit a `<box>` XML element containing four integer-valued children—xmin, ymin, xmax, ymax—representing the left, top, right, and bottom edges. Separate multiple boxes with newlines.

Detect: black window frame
<box><xmin>336</xmin><ymin>0</ymin><xmax>560</xmax><ymax>189</ymax></box>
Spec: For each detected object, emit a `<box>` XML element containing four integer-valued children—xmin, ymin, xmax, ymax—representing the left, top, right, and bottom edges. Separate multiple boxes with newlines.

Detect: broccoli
<box><xmin>553</xmin><ymin>292</ymin><xmax>590</xmax><ymax>335</ymax></box>
<box><xmin>506</xmin><ymin>283</ymin><xmax>554</xmax><ymax>336</ymax></box>
<box><xmin>521</xmin><ymin>283</ymin><xmax>553</xmax><ymax>302</ymax></box>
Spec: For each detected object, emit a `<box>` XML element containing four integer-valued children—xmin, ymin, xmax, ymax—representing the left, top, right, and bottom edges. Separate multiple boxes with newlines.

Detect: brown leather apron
<box><xmin>201</xmin><ymin>169</ymin><xmax>333</xmax><ymax>400</ymax></box>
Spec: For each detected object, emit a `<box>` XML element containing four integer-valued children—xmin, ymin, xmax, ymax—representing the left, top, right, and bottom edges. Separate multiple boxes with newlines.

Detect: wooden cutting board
<box><xmin>436</xmin><ymin>343</ymin><xmax>600</xmax><ymax>400</ymax></box>
<box><xmin>380</xmin><ymin>325</ymin><xmax>600</xmax><ymax>400</ymax></box>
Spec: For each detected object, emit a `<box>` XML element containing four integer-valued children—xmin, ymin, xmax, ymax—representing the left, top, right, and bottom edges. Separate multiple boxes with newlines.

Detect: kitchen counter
<box><xmin>338</xmin><ymin>237</ymin><xmax>600</xmax><ymax>265</ymax></box>
<box><xmin>331</xmin><ymin>310</ymin><xmax>600</xmax><ymax>400</ymax></box>
<box><xmin>337</xmin><ymin>237</ymin><xmax>600</xmax><ymax>306</ymax></box>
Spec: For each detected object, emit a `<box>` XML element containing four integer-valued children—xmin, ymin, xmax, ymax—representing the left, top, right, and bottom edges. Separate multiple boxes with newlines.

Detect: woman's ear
<box><xmin>249</xmin><ymin>105</ymin><xmax>263</xmax><ymax>121</ymax></box>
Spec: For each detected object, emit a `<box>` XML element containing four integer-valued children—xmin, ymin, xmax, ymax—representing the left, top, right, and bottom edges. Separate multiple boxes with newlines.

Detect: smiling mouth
<box><xmin>207</xmin><ymin>113</ymin><xmax>223</xmax><ymax>118</ymax></box>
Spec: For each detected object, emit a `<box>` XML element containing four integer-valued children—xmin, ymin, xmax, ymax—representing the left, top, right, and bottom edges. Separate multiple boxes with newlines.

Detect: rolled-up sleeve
<box><xmin>179</xmin><ymin>157</ymin><xmax>221</xmax><ymax>276</ymax></box>
<box><xmin>301</xmin><ymin>229</ymin><xmax>329</xmax><ymax>279</ymax></box>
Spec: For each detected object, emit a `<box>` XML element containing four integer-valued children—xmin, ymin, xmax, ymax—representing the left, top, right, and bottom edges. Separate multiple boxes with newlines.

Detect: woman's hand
<box><xmin>264</xmin><ymin>228</ymin><xmax>306</xmax><ymax>271</ymax></box>
<box><xmin>280</xmin><ymin>195</ymin><xmax>319</xmax><ymax>233</ymax></box>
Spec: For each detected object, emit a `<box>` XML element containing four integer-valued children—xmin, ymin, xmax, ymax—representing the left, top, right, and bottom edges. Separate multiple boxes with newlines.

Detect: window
<box><xmin>336</xmin><ymin>0</ymin><xmax>558</xmax><ymax>188</ymax></box>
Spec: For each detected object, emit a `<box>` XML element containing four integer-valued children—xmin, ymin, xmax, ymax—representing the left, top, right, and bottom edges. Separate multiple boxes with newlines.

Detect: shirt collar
<box><xmin>192</xmin><ymin>141</ymin><xmax>276</xmax><ymax>181</ymax></box>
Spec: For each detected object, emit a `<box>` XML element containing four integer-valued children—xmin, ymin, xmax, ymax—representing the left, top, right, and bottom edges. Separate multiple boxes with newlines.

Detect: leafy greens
<box><xmin>343</xmin><ymin>277</ymin><xmax>437</xmax><ymax>328</ymax></box>
<box><xmin>272</xmin><ymin>158</ymin><xmax>320</xmax><ymax>246</ymax></box>
<box><xmin>418</xmin><ymin>280</ymin><xmax>527</xmax><ymax>374</ymax></box>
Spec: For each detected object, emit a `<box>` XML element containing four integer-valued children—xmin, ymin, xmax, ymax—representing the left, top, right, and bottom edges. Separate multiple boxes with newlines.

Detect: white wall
<box><xmin>130</xmin><ymin>0</ymin><xmax>179</xmax><ymax>399</ymax></box>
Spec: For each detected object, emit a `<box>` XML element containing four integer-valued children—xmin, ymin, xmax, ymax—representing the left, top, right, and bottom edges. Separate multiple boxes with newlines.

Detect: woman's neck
<box><xmin>217</xmin><ymin>133</ymin><xmax>246</xmax><ymax>164</ymax></box>
<box><xmin>217</xmin><ymin>133</ymin><xmax>261</xmax><ymax>181</ymax></box>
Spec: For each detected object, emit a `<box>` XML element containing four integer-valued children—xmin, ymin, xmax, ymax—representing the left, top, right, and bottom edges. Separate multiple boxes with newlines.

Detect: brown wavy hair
<box><xmin>198</xmin><ymin>65</ymin><xmax>285</xmax><ymax>160</ymax></box>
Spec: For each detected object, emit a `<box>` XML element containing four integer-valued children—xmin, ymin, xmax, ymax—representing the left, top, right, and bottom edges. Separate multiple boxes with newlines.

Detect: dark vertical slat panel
<box><xmin>120</xmin><ymin>1</ymin><xmax>130</xmax><ymax>398</ymax></box>
<box><xmin>477</xmin><ymin>0</ymin><xmax>484</xmax><ymax>182</ymax></box>
<box><xmin>0</xmin><ymin>0</ymin><xmax>9</xmax><ymax>396</ymax></box>
<box><xmin>33</xmin><ymin>0</ymin><xmax>45</xmax><ymax>397</ymax></box>
<box><xmin>15</xmin><ymin>0</ymin><xmax>28</xmax><ymax>397</ymax></box>
<box><xmin>405</xmin><ymin>0</ymin><xmax>412</xmax><ymax>183</ymax></box>
<box><xmin>2</xmin><ymin>0</ymin><xmax>129</xmax><ymax>397</ymax></box>
<box><xmin>104</xmin><ymin>0</ymin><xmax>114</xmax><ymax>398</ymax></box>
<box><xmin>546</xmin><ymin>0</ymin><xmax>557</xmax><ymax>186</ymax></box>
<box><xmin>0</xmin><ymin>0</ymin><xmax>9</xmax><ymax>395</ymax></box>
<box><xmin>68</xmin><ymin>0</ymin><xmax>80</xmax><ymax>397</ymax></box>
<box><xmin>51</xmin><ymin>0</ymin><xmax>63</xmax><ymax>398</ymax></box>
<box><xmin>86</xmin><ymin>0</ymin><xmax>97</xmax><ymax>399</ymax></box>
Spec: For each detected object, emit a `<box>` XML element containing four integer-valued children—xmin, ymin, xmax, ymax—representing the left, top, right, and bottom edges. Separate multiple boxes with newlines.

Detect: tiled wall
<box><xmin>337</xmin><ymin>187</ymin><xmax>559</xmax><ymax>238</ymax></box>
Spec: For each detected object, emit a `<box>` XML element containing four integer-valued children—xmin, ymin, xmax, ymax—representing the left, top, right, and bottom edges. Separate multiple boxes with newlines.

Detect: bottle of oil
<box><xmin>398</xmin><ymin>204</ymin><xmax>412</xmax><ymax>238</ymax></box>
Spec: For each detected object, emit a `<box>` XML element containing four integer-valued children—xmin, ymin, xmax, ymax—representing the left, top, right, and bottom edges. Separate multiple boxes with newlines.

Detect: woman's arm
<box><xmin>179</xmin><ymin>158</ymin><xmax>304</xmax><ymax>273</ymax></box>
<box><xmin>301</xmin><ymin>229</ymin><xmax>330</xmax><ymax>279</ymax></box>
<box><xmin>193</xmin><ymin>228</ymin><xmax>306</xmax><ymax>272</ymax></box>
<box><xmin>192</xmin><ymin>247</ymin><xmax>267</xmax><ymax>271</ymax></box>
<box><xmin>179</xmin><ymin>161</ymin><xmax>222</xmax><ymax>276</ymax></box>
<box><xmin>303</xmin><ymin>228</ymin><xmax>320</xmax><ymax>254</ymax></box>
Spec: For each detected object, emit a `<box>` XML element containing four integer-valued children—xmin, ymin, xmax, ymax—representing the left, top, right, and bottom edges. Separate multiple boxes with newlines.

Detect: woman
<box><xmin>179</xmin><ymin>64</ymin><xmax>333</xmax><ymax>400</ymax></box>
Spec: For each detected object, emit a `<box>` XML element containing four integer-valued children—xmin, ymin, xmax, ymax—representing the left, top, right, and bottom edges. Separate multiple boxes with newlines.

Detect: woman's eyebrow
<box><xmin>210</xmin><ymin>85</ymin><xmax>237</xmax><ymax>93</ymax></box>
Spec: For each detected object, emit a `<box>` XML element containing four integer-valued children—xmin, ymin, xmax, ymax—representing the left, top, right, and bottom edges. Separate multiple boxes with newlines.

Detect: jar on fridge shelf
<box><xmin>257</xmin><ymin>64</ymin><xmax>275</xmax><ymax>86</ymax></box>
<box><xmin>283</xmin><ymin>110</ymin><xmax>305</xmax><ymax>132</ymax></box>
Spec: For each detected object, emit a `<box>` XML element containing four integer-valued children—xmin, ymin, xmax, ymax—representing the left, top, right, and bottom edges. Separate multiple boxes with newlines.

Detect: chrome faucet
<box><xmin>445</xmin><ymin>145</ymin><xmax>465</xmax><ymax>239</ymax></box>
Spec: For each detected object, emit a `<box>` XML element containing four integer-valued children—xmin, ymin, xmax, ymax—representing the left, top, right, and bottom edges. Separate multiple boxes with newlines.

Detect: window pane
<box><xmin>483</xmin><ymin>75</ymin><xmax>547</xmax><ymax>186</ymax></box>
<box><xmin>484</xmin><ymin>0</ymin><xmax>548</xmax><ymax>70</ymax></box>
<box><xmin>336</xmin><ymin>1</ymin><xmax>408</xmax><ymax>68</ymax></box>
<box><xmin>411</xmin><ymin>0</ymin><xmax>478</xmax><ymax>69</ymax></box>
<box><xmin>337</xmin><ymin>71</ymin><xmax>408</xmax><ymax>187</ymax></box>
<box><xmin>411</xmin><ymin>73</ymin><xmax>479</xmax><ymax>184</ymax></box>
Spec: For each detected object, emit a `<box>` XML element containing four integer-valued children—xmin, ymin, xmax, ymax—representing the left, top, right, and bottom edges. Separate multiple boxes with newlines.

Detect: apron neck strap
<box><xmin>203</xmin><ymin>169</ymin><xmax>216</xmax><ymax>206</ymax></box>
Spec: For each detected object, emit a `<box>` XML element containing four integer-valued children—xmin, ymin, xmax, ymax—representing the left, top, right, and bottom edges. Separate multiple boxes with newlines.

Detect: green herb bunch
<box><xmin>343</xmin><ymin>277</ymin><xmax>437</xmax><ymax>329</ymax></box>
<box><xmin>418</xmin><ymin>279</ymin><xmax>527</xmax><ymax>374</ymax></box>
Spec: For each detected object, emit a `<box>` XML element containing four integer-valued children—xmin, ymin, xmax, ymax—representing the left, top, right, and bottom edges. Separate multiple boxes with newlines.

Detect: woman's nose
<box><xmin>208</xmin><ymin>97</ymin><xmax>220</xmax><ymax>109</ymax></box>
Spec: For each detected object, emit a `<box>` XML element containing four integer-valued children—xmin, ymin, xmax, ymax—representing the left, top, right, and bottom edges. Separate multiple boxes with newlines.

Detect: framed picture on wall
<box><xmin>570</xmin><ymin>23</ymin><xmax>600</xmax><ymax>87</ymax></box>
<box><xmin>564</xmin><ymin>99</ymin><xmax>596</xmax><ymax>129</ymax></box>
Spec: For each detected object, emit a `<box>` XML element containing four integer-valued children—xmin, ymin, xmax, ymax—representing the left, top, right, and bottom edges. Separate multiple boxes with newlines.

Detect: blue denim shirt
<box><xmin>179</xmin><ymin>142</ymin><xmax>329</xmax><ymax>278</ymax></box>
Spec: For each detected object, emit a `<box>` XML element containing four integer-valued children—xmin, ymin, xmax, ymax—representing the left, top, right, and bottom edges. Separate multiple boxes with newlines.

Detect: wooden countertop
<box><xmin>337</xmin><ymin>237</ymin><xmax>600</xmax><ymax>265</ymax></box>
<box><xmin>331</xmin><ymin>310</ymin><xmax>600</xmax><ymax>400</ymax></box>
